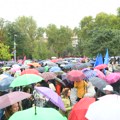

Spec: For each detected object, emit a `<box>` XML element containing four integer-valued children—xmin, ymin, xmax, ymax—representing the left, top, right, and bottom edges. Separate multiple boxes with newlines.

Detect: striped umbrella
<box><xmin>82</xmin><ymin>70</ymin><xmax>97</xmax><ymax>80</ymax></box>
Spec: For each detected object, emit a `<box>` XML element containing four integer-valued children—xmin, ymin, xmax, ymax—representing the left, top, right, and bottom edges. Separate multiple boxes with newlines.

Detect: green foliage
<box><xmin>76</xmin><ymin>8</ymin><xmax>120</xmax><ymax>57</ymax></box>
<box><xmin>0</xmin><ymin>43</ymin><xmax>12</xmax><ymax>60</ymax></box>
<box><xmin>46</xmin><ymin>24</ymin><xmax>73</xmax><ymax>57</ymax></box>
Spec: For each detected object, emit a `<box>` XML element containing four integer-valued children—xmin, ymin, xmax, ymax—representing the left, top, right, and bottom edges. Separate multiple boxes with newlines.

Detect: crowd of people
<box><xmin>0</xmin><ymin>57</ymin><xmax>120</xmax><ymax>120</ymax></box>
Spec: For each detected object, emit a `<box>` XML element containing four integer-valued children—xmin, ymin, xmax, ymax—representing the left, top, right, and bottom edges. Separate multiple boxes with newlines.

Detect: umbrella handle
<box><xmin>35</xmin><ymin>104</ymin><xmax>37</xmax><ymax>115</ymax></box>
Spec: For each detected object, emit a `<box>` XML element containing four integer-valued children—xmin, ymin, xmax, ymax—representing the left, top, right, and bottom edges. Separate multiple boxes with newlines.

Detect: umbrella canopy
<box><xmin>0</xmin><ymin>76</ymin><xmax>14</xmax><ymax>91</ymax></box>
<box><xmin>27</xmin><ymin>62</ymin><xmax>41</xmax><ymax>67</ymax></box>
<box><xmin>10</xmin><ymin>74</ymin><xmax>43</xmax><ymax>88</ymax></box>
<box><xmin>105</xmin><ymin>73</ymin><xmax>120</xmax><ymax>84</ymax></box>
<box><xmin>9</xmin><ymin>107</ymin><xmax>67</xmax><ymax>120</ymax></box>
<box><xmin>82</xmin><ymin>70</ymin><xmax>97</xmax><ymax>80</ymax></box>
<box><xmin>0</xmin><ymin>91</ymin><xmax>31</xmax><ymax>109</ymax></box>
<box><xmin>98</xmin><ymin>94</ymin><xmax>120</xmax><ymax>101</ymax></box>
<box><xmin>94</xmin><ymin>69</ymin><xmax>106</xmax><ymax>80</ymax></box>
<box><xmin>55</xmin><ymin>78</ymin><xmax>66</xmax><ymax>86</ymax></box>
<box><xmin>85</xmin><ymin>97</ymin><xmax>120</xmax><ymax>120</ymax></box>
<box><xmin>68</xmin><ymin>97</ymin><xmax>95</xmax><ymax>120</ymax></box>
<box><xmin>21</xmin><ymin>69</ymin><xmax>40</xmax><ymax>75</ymax></box>
<box><xmin>94</xmin><ymin>64</ymin><xmax>107</xmax><ymax>70</ymax></box>
<box><xmin>66</xmin><ymin>70</ymin><xmax>86</xmax><ymax>81</ymax></box>
<box><xmin>40</xmin><ymin>72</ymin><xmax>57</xmax><ymax>81</ymax></box>
<box><xmin>35</xmin><ymin>87</ymin><xmax>66</xmax><ymax>111</ymax></box>
<box><xmin>0</xmin><ymin>74</ymin><xmax>9</xmax><ymax>80</ymax></box>
<box><xmin>49</xmin><ymin>66</ymin><xmax>63</xmax><ymax>75</ymax></box>
<box><xmin>36</xmin><ymin>67</ymin><xmax>45</xmax><ymax>73</ymax></box>
<box><xmin>10</xmin><ymin>64</ymin><xmax>21</xmax><ymax>73</ymax></box>
<box><xmin>89</xmin><ymin>77</ymin><xmax>109</xmax><ymax>91</ymax></box>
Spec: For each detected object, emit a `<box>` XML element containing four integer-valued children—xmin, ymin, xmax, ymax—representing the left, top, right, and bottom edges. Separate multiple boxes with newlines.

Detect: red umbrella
<box><xmin>94</xmin><ymin>64</ymin><xmax>107</xmax><ymax>70</ymax></box>
<box><xmin>40</xmin><ymin>72</ymin><xmax>57</xmax><ymax>81</ymax></box>
<box><xmin>66</xmin><ymin>70</ymin><xmax>86</xmax><ymax>81</ymax></box>
<box><xmin>68</xmin><ymin>97</ymin><xmax>95</xmax><ymax>120</ymax></box>
<box><xmin>0</xmin><ymin>91</ymin><xmax>31</xmax><ymax>109</ymax></box>
<box><xmin>21</xmin><ymin>69</ymin><xmax>40</xmax><ymax>75</ymax></box>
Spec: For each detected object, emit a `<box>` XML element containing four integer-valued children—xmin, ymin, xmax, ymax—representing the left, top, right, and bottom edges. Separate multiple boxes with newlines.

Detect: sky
<box><xmin>0</xmin><ymin>0</ymin><xmax>120</xmax><ymax>29</ymax></box>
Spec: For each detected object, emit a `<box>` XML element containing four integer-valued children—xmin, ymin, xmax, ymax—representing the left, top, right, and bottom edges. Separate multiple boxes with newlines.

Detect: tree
<box><xmin>15</xmin><ymin>16</ymin><xmax>38</xmax><ymax>58</ymax></box>
<box><xmin>0</xmin><ymin>43</ymin><xmax>12</xmax><ymax>60</ymax></box>
<box><xmin>46</xmin><ymin>24</ymin><xmax>73</xmax><ymax>57</ymax></box>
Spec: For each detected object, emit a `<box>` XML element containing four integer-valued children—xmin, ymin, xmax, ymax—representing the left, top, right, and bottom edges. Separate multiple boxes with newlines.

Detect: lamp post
<box><xmin>14</xmin><ymin>34</ymin><xmax>17</xmax><ymax>62</ymax></box>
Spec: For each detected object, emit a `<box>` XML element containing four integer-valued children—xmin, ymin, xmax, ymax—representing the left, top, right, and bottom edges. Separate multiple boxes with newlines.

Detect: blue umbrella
<box><xmin>49</xmin><ymin>66</ymin><xmax>62</xmax><ymax>72</ymax></box>
<box><xmin>0</xmin><ymin>76</ymin><xmax>14</xmax><ymax>91</ymax></box>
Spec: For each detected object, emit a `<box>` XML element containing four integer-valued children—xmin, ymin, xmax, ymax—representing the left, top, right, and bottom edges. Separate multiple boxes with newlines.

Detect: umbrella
<box><xmin>85</xmin><ymin>97</ymin><xmax>120</xmax><ymax>120</ymax></box>
<box><xmin>40</xmin><ymin>72</ymin><xmax>57</xmax><ymax>81</ymax></box>
<box><xmin>98</xmin><ymin>94</ymin><xmax>120</xmax><ymax>101</ymax></box>
<box><xmin>0</xmin><ymin>74</ymin><xmax>9</xmax><ymax>80</ymax></box>
<box><xmin>49</xmin><ymin>66</ymin><xmax>62</xmax><ymax>72</ymax></box>
<box><xmin>89</xmin><ymin>77</ymin><xmax>109</xmax><ymax>91</ymax></box>
<box><xmin>35</xmin><ymin>87</ymin><xmax>66</xmax><ymax>111</ymax></box>
<box><xmin>55</xmin><ymin>78</ymin><xmax>66</xmax><ymax>86</ymax></box>
<box><xmin>105</xmin><ymin>73</ymin><xmax>120</xmax><ymax>84</ymax></box>
<box><xmin>36</xmin><ymin>67</ymin><xmax>45</xmax><ymax>73</ymax></box>
<box><xmin>10</xmin><ymin>64</ymin><xmax>21</xmax><ymax>73</ymax></box>
<box><xmin>68</xmin><ymin>97</ymin><xmax>95</xmax><ymax>120</ymax></box>
<box><xmin>0</xmin><ymin>76</ymin><xmax>14</xmax><ymax>91</ymax></box>
<box><xmin>66</xmin><ymin>70</ymin><xmax>86</xmax><ymax>81</ymax></box>
<box><xmin>94</xmin><ymin>69</ymin><xmax>106</xmax><ymax>80</ymax></box>
<box><xmin>21</xmin><ymin>69</ymin><xmax>40</xmax><ymax>75</ymax></box>
<box><xmin>82</xmin><ymin>70</ymin><xmax>97</xmax><ymax>80</ymax></box>
<box><xmin>74</xmin><ymin>63</ymin><xmax>88</xmax><ymax>70</ymax></box>
<box><xmin>94</xmin><ymin>64</ymin><xmax>107</xmax><ymax>70</ymax></box>
<box><xmin>49</xmin><ymin>66</ymin><xmax>63</xmax><ymax>75</ymax></box>
<box><xmin>9</xmin><ymin>107</ymin><xmax>67</xmax><ymax>120</ymax></box>
<box><xmin>28</xmin><ymin>62</ymin><xmax>41</xmax><ymax>67</ymax></box>
<box><xmin>10</xmin><ymin>74</ymin><xmax>43</xmax><ymax>88</ymax></box>
<box><xmin>0</xmin><ymin>91</ymin><xmax>31</xmax><ymax>109</ymax></box>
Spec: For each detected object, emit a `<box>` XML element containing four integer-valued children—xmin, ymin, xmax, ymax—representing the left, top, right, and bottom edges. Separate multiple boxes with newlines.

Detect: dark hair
<box><xmin>3</xmin><ymin>103</ymin><xmax>21</xmax><ymax>119</ymax></box>
<box><xmin>62</xmin><ymin>88</ymin><xmax>70</xmax><ymax>98</ymax></box>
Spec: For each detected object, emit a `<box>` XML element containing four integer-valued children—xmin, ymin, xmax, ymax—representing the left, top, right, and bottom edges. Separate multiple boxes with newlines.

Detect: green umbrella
<box><xmin>9</xmin><ymin>107</ymin><xmax>67</xmax><ymax>120</ymax></box>
<box><xmin>10</xmin><ymin>74</ymin><xmax>43</xmax><ymax>88</ymax></box>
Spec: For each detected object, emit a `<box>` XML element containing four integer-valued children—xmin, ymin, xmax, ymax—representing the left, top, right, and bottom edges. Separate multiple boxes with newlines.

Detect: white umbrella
<box><xmin>85</xmin><ymin>97</ymin><xmax>120</xmax><ymax>120</ymax></box>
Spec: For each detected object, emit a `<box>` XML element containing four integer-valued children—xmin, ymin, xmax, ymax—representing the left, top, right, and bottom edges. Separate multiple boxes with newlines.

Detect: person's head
<box><xmin>103</xmin><ymin>85</ymin><xmax>113</xmax><ymax>94</ymax></box>
<box><xmin>62</xmin><ymin>88</ymin><xmax>71</xmax><ymax>98</ymax></box>
<box><xmin>4</xmin><ymin>102</ymin><xmax>21</xmax><ymax>119</ymax></box>
<box><xmin>23</xmin><ymin>86</ymin><xmax>31</xmax><ymax>93</ymax></box>
<box><xmin>35</xmin><ymin>82</ymin><xmax>41</xmax><ymax>87</ymax></box>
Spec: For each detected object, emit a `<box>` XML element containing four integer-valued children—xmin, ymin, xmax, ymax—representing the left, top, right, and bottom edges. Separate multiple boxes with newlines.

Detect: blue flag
<box><xmin>94</xmin><ymin>53</ymin><xmax>99</xmax><ymax>67</ymax></box>
<box><xmin>94</xmin><ymin>53</ymin><xmax>103</xmax><ymax>67</ymax></box>
<box><xmin>104</xmin><ymin>48</ymin><xmax>109</xmax><ymax>65</ymax></box>
<box><xmin>99</xmin><ymin>53</ymin><xmax>103</xmax><ymax>65</ymax></box>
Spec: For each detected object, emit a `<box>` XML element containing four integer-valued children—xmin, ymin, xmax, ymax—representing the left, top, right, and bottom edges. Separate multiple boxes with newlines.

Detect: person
<box><xmin>84</xmin><ymin>82</ymin><xmax>96</xmax><ymax>98</ymax></box>
<box><xmin>48</xmin><ymin>81</ymin><xmax>56</xmax><ymax>92</ymax></box>
<box><xmin>33</xmin><ymin>82</ymin><xmax>46</xmax><ymax>107</ymax></box>
<box><xmin>103</xmin><ymin>85</ymin><xmax>114</xmax><ymax>95</ymax></box>
<box><xmin>74</xmin><ymin>80</ymin><xmax>88</xmax><ymax>101</ymax></box>
<box><xmin>1</xmin><ymin>102</ymin><xmax>21</xmax><ymax>120</ymax></box>
<box><xmin>22</xmin><ymin>86</ymin><xmax>34</xmax><ymax>110</ymax></box>
<box><xmin>59</xmin><ymin>88</ymin><xmax>72</xmax><ymax>118</ymax></box>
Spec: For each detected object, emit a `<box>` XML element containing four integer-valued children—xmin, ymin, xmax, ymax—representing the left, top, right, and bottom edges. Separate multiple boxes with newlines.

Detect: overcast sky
<box><xmin>0</xmin><ymin>0</ymin><xmax>120</xmax><ymax>28</ymax></box>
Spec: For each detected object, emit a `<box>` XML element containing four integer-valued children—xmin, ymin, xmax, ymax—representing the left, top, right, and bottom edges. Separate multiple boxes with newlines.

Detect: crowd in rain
<box><xmin>0</xmin><ymin>55</ymin><xmax>120</xmax><ymax>120</ymax></box>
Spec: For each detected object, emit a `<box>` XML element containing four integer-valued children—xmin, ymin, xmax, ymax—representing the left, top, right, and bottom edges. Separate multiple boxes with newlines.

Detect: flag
<box><xmin>94</xmin><ymin>53</ymin><xmax>99</xmax><ymax>67</ymax></box>
<box><xmin>104</xmin><ymin>48</ymin><xmax>109</xmax><ymax>65</ymax></box>
<box><xmin>99</xmin><ymin>53</ymin><xmax>103</xmax><ymax>65</ymax></box>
